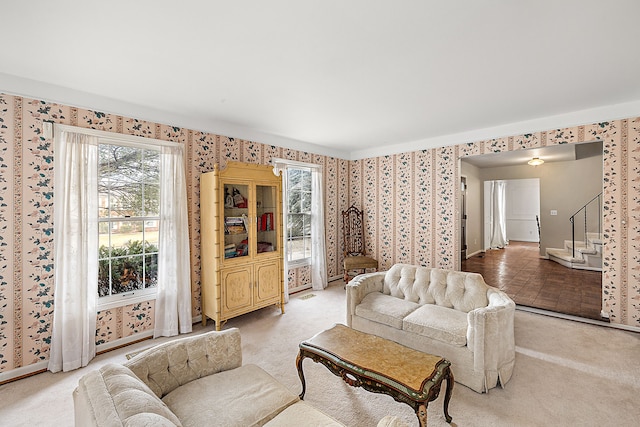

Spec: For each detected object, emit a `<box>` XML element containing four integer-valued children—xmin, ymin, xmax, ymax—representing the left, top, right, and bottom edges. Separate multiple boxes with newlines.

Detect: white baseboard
<box><xmin>290</xmin><ymin>284</ymin><xmax>312</xmax><ymax>294</ymax></box>
<box><xmin>465</xmin><ymin>250</ymin><xmax>483</xmax><ymax>259</ymax></box>
<box><xmin>0</xmin><ymin>360</ymin><xmax>48</xmax><ymax>384</ymax></box>
<box><xmin>1</xmin><ymin>333</ymin><xmax>159</xmax><ymax>384</ymax></box>
<box><xmin>97</xmin><ymin>331</ymin><xmax>154</xmax><ymax>353</ymax></box>
<box><xmin>0</xmin><ymin>315</ymin><xmax>208</xmax><ymax>384</ymax></box>
<box><xmin>517</xmin><ymin>305</ymin><xmax>640</xmax><ymax>333</ymax></box>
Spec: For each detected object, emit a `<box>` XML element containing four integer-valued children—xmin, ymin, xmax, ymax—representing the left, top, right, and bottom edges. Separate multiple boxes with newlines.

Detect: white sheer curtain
<box><xmin>48</xmin><ymin>130</ymin><xmax>99</xmax><ymax>373</ymax></box>
<box><xmin>272</xmin><ymin>158</ymin><xmax>327</xmax><ymax>297</ymax></box>
<box><xmin>154</xmin><ymin>145</ymin><xmax>192</xmax><ymax>337</ymax></box>
<box><xmin>489</xmin><ymin>180</ymin><xmax>508</xmax><ymax>249</ymax></box>
<box><xmin>310</xmin><ymin>167</ymin><xmax>327</xmax><ymax>290</ymax></box>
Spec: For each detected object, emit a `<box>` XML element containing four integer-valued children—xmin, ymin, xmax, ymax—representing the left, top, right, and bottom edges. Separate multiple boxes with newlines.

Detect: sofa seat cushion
<box><xmin>263</xmin><ymin>401</ymin><xmax>344</xmax><ymax>426</ymax></box>
<box><xmin>161</xmin><ymin>364</ymin><xmax>298</xmax><ymax>427</ymax></box>
<box><xmin>402</xmin><ymin>304</ymin><xmax>468</xmax><ymax>347</ymax></box>
<box><xmin>355</xmin><ymin>292</ymin><xmax>420</xmax><ymax>330</ymax></box>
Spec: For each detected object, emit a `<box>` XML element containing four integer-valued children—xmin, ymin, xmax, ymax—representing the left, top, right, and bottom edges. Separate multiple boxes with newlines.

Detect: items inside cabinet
<box><xmin>256</xmin><ymin>184</ymin><xmax>277</xmax><ymax>253</ymax></box>
<box><xmin>223</xmin><ymin>184</ymin><xmax>249</xmax><ymax>258</ymax></box>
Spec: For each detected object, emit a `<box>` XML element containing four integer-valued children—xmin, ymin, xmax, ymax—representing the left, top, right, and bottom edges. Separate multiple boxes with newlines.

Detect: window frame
<box><xmin>278</xmin><ymin>161</ymin><xmax>317</xmax><ymax>268</ymax></box>
<box><xmin>51</xmin><ymin>123</ymin><xmax>181</xmax><ymax>312</ymax></box>
<box><xmin>97</xmin><ymin>141</ymin><xmax>161</xmax><ymax>310</ymax></box>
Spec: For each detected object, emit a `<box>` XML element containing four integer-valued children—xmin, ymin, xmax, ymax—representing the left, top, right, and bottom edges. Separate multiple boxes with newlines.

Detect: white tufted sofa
<box><xmin>346</xmin><ymin>264</ymin><xmax>516</xmax><ymax>393</ymax></box>
<box><xmin>74</xmin><ymin>328</ymin><xmax>410</xmax><ymax>427</ymax></box>
<box><xmin>73</xmin><ymin>328</ymin><xmax>349</xmax><ymax>427</ymax></box>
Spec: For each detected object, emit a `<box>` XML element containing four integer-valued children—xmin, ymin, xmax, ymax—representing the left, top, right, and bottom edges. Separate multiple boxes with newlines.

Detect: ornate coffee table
<box><xmin>296</xmin><ymin>324</ymin><xmax>453</xmax><ymax>426</ymax></box>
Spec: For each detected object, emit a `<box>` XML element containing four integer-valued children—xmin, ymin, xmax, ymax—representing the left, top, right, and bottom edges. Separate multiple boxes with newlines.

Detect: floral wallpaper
<box><xmin>629</xmin><ymin>118</ymin><xmax>640</xmax><ymax>325</ymax></box>
<box><xmin>349</xmin><ymin>120</ymin><xmax>639</xmax><ymax>327</ymax></box>
<box><xmin>0</xmin><ymin>93</ymin><xmax>347</xmax><ymax>377</ymax></box>
<box><xmin>0</xmin><ymin>91</ymin><xmax>639</xmax><ymax>382</ymax></box>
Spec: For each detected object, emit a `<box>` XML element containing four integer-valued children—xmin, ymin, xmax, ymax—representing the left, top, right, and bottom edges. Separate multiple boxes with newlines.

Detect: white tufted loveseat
<box><xmin>73</xmin><ymin>328</ymin><xmax>354</xmax><ymax>427</ymax></box>
<box><xmin>346</xmin><ymin>264</ymin><xmax>516</xmax><ymax>393</ymax></box>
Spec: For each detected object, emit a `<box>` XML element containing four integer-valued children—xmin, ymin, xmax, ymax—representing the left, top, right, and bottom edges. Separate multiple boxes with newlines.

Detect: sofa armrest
<box><xmin>125</xmin><ymin>328</ymin><xmax>242</xmax><ymax>398</ymax></box>
<box><xmin>74</xmin><ymin>363</ymin><xmax>182</xmax><ymax>427</ymax></box>
<box><xmin>346</xmin><ymin>271</ymin><xmax>386</xmax><ymax>326</ymax></box>
<box><xmin>466</xmin><ymin>289</ymin><xmax>516</xmax><ymax>390</ymax></box>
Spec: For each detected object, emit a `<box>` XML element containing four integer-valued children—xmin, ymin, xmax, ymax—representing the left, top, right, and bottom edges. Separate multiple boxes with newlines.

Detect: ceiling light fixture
<box><xmin>528</xmin><ymin>157</ymin><xmax>544</xmax><ymax>166</ymax></box>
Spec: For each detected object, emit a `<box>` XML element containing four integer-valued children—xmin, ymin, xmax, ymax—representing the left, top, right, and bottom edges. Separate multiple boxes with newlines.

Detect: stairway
<box><xmin>546</xmin><ymin>232</ymin><xmax>602</xmax><ymax>271</ymax></box>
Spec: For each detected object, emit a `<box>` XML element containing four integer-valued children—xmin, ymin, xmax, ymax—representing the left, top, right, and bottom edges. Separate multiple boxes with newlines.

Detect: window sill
<box><xmin>97</xmin><ymin>291</ymin><xmax>157</xmax><ymax>312</ymax></box>
<box><xmin>288</xmin><ymin>259</ymin><xmax>311</xmax><ymax>268</ymax></box>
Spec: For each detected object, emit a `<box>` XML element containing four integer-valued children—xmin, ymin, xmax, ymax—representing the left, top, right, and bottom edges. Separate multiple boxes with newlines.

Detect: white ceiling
<box><xmin>2</xmin><ymin>1</ymin><xmax>640</xmax><ymax>159</ymax></box>
<box><xmin>462</xmin><ymin>140</ymin><xmax>602</xmax><ymax>168</ymax></box>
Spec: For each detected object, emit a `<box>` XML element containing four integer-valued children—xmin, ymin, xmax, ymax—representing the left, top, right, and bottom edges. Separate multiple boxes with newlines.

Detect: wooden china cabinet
<box><xmin>200</xmin><ymin>162</ymin><xmax>284</xmax><ymax>330</ymax></box>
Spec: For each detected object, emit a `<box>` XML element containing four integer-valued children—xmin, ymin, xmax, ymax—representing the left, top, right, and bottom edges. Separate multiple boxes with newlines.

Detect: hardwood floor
<box><xmin>461</xmin><ymin>241</ymin><xmax>605</xmax><ymax>321</ymax></box>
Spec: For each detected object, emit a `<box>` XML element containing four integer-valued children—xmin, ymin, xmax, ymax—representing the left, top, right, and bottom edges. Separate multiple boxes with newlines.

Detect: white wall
<box><xmin>480</xmin><ymin>154</ymin><xmax>602</xmax><ymax>255</ymax></box>
<box><xmin>505</xmin><ymin>179</ymin><xmax>540</xmax><ymax>242</ymax></box>
<box><xmin>484</xmin><ymin>178</ymin><xmax>540</xmax><ymax>249</ymax></box>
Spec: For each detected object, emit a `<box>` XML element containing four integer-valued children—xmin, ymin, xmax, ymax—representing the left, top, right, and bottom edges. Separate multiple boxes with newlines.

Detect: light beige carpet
<box><xmin>1</xmin><ymin>281</ymin><xmax>639</xmax><ymax>426</ymax></box>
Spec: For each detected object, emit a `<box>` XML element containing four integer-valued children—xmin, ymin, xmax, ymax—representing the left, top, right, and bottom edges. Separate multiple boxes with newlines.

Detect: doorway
<box><xmin>484</xmin><ymin>179</ymin><xmax>540</xmax><ymax>250</ymax></box>
<box><xmin>459</xmin><ymin>141</ymin><xmax>604</xmax><ymax>321</ymax></box>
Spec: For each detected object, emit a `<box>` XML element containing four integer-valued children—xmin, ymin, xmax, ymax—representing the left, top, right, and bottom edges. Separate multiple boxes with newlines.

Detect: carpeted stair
<box><xmin>546</xmin><ymin>232</ymin><xmax>602</xmax><ymax>271</ymax></box>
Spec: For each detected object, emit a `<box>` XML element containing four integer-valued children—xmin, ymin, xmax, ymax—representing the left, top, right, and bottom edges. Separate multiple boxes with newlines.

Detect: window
<box><xmin>50</xmin><ymin>121</ymin><xmax>191</xmax><ymax>349</ymax></box>
<box><xmin>286</xmin><ymin>167</ymin><xmax>312</xmax><ymax>265</ymax></box>
<box><xmin>272</xmin><ymin>157</ymin><xmax>326</xmax><ymax>292</ymax></box>
<box><xmin>98</xmin><ymin>143</ymin><xmax>160</xmax><ymax>307</ymax></box>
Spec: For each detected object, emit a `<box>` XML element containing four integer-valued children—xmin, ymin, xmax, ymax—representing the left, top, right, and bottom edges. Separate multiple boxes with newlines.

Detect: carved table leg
<box><xmin>443</xmin><ymin>366</ymin><xmax>454</xmax><ymax>423</ymax></box>
<box><xmin>295</xmin><ymin>351</ymin><xmax>307</xmax><ymax>399</ymax></box>
<box><xmin>416</xmin><ymin>403</ymin><xmax>428</xmax><ymax>427</ymax></box>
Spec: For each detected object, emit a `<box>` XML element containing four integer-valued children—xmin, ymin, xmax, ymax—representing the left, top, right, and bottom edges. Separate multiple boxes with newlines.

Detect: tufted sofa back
<box><xmin>125</xmin><ymin>328</ymin><xmax>242</xmax><ymax>398</ymax></box>
<box><xmin>383</xmin><ymin>264</ymin><xmax>490</xmax><ymax>312</ymax></box>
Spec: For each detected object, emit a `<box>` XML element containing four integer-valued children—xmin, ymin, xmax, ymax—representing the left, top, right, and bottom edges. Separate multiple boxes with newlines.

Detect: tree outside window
<box><xmin>286</xmin><ymin>167</ymin><xmax>312</xmax><ymax>263</ymax></box>
<box><xmin>98</xmin><ymin>144</ymin><xmax>160</xmax><ymax>300</ymax></box>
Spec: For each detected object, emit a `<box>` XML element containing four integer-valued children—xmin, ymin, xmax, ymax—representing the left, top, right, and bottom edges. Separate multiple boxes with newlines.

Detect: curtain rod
<box><xmin>44</xmin><ymin>121</ymin><xmax>182</xmax><ymax>148</ymax></box>
<box><xmin>271</xmin><ymin>157</ymin><xmax>321</xmax><ymax>170</ymax></box>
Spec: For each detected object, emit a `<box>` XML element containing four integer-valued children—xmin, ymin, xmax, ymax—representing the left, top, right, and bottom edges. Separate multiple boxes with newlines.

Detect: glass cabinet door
<box><xmin>223</xmin><ymin>183</ymin><xmax>249</xmax><ymax>259</ymax></box>
<box><xmin>255</xmin><ymin>184</ymin><xmax>278</xmax><ymax>255</ymax></box>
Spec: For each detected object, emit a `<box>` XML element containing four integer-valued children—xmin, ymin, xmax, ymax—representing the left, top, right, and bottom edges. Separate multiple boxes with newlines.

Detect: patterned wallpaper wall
<box><xmin>1</xmin><ymin>92</ymin><xmax>638</xmax><ymax>381</ymax></box>
<box><xmin>0</xmin><ymin>93</ymin><xmax>349</xmax><ymax>375</ymax></box>
<box><xmin>350</xmin><ymin>120</ymin><xmax>640</xmax><ymax>327</ymax></box>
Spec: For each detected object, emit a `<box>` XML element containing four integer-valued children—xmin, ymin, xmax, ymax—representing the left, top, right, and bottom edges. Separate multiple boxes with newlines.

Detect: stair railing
<box><xmin>569</xmin><ymin>192</ymin><xmax>602</xmax><ymax>258</ymax></box>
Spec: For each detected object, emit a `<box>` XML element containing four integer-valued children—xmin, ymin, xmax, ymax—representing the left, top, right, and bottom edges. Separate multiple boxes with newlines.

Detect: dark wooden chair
<box><xmin>342</xmin><ymin>205</ymin><xmax>378</xmax><ymax>283</ymax></box>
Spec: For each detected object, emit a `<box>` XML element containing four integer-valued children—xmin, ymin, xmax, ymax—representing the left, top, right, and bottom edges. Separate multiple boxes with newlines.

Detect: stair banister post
<box><xmin>570</xmin><ymin>215</ymin><xmax>575</xmax><ymax>258</ymax></box>
<box><xmin>584</xmin><ymin>206</ymin><xmax>588</xmax><ymax>248</ymax></box>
